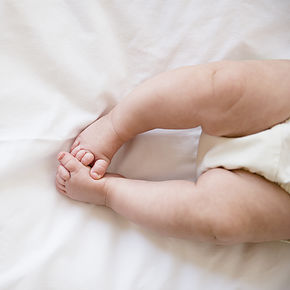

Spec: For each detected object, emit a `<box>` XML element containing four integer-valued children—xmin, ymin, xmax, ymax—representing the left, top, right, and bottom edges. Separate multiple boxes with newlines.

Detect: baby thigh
<box><xmin>196</xmin><ymin>168</ymin><xmax>290</xmax><ymax>244</ymax></box>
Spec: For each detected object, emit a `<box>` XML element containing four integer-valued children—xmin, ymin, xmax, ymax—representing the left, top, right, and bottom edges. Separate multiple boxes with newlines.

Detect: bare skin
<box><xmin>56</xmin><ymin>59</ymin><xmax>290</xmax><ymax>244</ymax></box>
<box><xmin>70</xmin><ymin>60</ymin><xmax>290</xmax><ymax>179</ymax></box>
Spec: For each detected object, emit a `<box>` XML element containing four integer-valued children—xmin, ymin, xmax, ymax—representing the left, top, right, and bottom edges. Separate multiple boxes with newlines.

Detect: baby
<box><xmin>55</xmin><ymin>60</ymin><xmax>290</xmax><ymax>245</ymax></box>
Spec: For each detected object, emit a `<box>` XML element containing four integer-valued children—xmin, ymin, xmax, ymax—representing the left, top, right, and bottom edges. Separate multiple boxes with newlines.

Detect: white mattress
<box><xmin>1</xmin><ymin>1</ymin><xmax>290</xmax><ymax>289</ymax></box>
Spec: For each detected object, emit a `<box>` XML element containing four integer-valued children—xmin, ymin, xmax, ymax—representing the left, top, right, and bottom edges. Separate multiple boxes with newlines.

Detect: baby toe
<box><xmin>76</xmin><ymin>150</ymin><xmax>86</xmax><ymax>161</ymax></box>
<box><xmin>56</xmin><ymin>180</ymin><xmax>66</xmax><ymax>194</ymax></box>
<box><xmin>71</xmin><ymin>145</ymin><xmax>81</xmax><ymax>157</ymax></box>
<box><xmin>90</xmin><ymin>159</ymin><xmax>109</xmax><ymax>179</ymax></box>
<box><xmin>58</xmin><ymin>164</ymin><xmax>70</xmax><ymax>181</ymax></box>
<box><xmin>58</xmin><ymin>152</ymin><xmax>80</xmax><ymax>173</ymax></box>
<box><xmin>81</xmin><ymin>152</ymin><xmax>94</xmax><ymax>166</ymax></box>
<box><xmin>70</xmin><ymin>138</ymin><xmax>80</xmax><ymax>151</ymax></box>
<box><xmin>56</xmin><ymin>173</ymin><xmax>66</xmax><ymax>185</ymax></box>
<box><xmin>57</xmin><ymin>187</ymin><xmax>66</xmax><ymax>195</ymax></box>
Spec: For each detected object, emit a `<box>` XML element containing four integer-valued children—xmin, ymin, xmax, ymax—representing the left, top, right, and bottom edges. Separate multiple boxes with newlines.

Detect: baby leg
<box><xmin>68</xmin><ymin>60</ymin><xmax>290</xmax><ymax>178</ymax></box>
<box><xmin>198</xmin><ymin>60</ymin><xmax>290</xmax><ymax>137</ymax></box>
<box><xmin>105</xmin><ymin>168</ymin><xmax>290</xmax><ymax>244</ymax></box>
<box><xmin>56</xmin><ymin>154</ymin><xmax>290</xmax><ymax>244</ymax></box>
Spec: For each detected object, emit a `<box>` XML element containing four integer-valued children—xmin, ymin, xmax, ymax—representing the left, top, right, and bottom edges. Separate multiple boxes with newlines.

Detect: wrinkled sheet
<box><xmin>0</xmin><ymin>1</ymin><xmax>290</xmax><ymax>289</ymax></box>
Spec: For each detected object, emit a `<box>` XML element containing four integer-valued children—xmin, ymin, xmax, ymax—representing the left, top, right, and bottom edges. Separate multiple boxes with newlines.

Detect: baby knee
<box><xmin>201</xmin><ymin>63</ymin><xmax>247</xmax><ymax>137</ymax></box>
<box><xmin>206</xmin><ymin>215</ymin><xmax>248</xmax><ymax>245</ymax></box>
<box><xmin>196</xmin><ymin>170</ymin><xmax>250</xmax><ymax>245</ymax></box>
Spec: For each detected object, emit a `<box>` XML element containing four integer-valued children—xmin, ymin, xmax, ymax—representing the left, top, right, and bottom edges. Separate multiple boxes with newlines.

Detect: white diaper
<box><xmin>197</xmin><ymin>119</ymin><xmax>290</xmax><ymax>194</ymax></box>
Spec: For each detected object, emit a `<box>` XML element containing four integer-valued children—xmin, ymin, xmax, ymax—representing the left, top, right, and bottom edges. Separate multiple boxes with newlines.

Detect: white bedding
<box><xmin>1</xmin><ymin>1</ymin><xmax>290</xmax><ymax>289</ymax></box>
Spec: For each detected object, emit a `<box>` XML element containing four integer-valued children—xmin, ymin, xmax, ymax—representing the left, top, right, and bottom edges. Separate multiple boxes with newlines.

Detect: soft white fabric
<box><xmin>197</xmin><ymin>119</ymin><xmax>290</xmax><ymax>194</ymax></box>
<box><xmin>1</xmin><ymin>1</ymin><xmax>290</xmax><ymax>289</ymax></box>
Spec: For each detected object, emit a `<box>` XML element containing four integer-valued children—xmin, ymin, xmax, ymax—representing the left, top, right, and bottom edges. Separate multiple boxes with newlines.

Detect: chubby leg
<box><xmin>70</xmin><ymin>60</ymin><xmax>290</xmax><ymax>179</ymax></box>
<box><xmin>194</xmin><ymin>169</ymin><xmax>290</xmax><ymax>244</ymax></box>
<box><xmin>106</xmin><ymin>168</ymin><xmax>290</xmax><ymax>244</ymax></box>
<box><xmin>105</xmin><ymin>169</ymin><xmax>290</xmax><ymax>244</ymax></box>
<box><xmin>56</xmin><ymin>153</ymin><xmax>290</xmax><ymax>244</ymax></box>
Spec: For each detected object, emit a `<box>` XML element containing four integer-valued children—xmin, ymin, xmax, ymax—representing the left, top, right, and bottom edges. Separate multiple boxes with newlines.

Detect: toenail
<box><xmin>57</xmin><ymin>152</ymin><xmax>65</xmax><ymax>161</ymax></box>
<box><xmin>91</xmin><ymin>172</ymin><xmax>101</xmax><ymax>179</ymax></box>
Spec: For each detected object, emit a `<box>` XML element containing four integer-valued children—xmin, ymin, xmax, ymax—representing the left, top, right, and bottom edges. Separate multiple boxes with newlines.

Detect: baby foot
<box><xmin>55</xmin><ymin>152</ymin><xmax>109</xmax><ymax>205</ymax></box>
<box><xmin>70</xmin><ymin>113</ymin><xmax>124</xmax><ymax>180</ymax></box>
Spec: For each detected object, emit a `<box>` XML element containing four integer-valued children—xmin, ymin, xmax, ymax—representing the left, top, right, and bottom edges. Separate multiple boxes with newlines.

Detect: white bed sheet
<box><xmin>0</xmin><ymin>1</ymin><xmax>290</xmax><ymax>289</ymax></box>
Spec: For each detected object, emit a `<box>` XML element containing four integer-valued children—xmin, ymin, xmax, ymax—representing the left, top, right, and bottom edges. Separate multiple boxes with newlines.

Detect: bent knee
<box><xmin>201</xmin><ymin>206</ymin><xmax>251</xmax><ymax>245</ymax></box>
<box><xmin>200</xmin><ymin>62</ymin><xmax>247</xmax><ymax>137</ymax></box>
<box><xmin>195</xmin><ymin>169</ymin><xmax>251</xmax><ymax>245</ymax></box>
<box><xmin>206</xmin><ymin>214</ymin><xmax>249</xmax><ymax>245</ymax></box>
